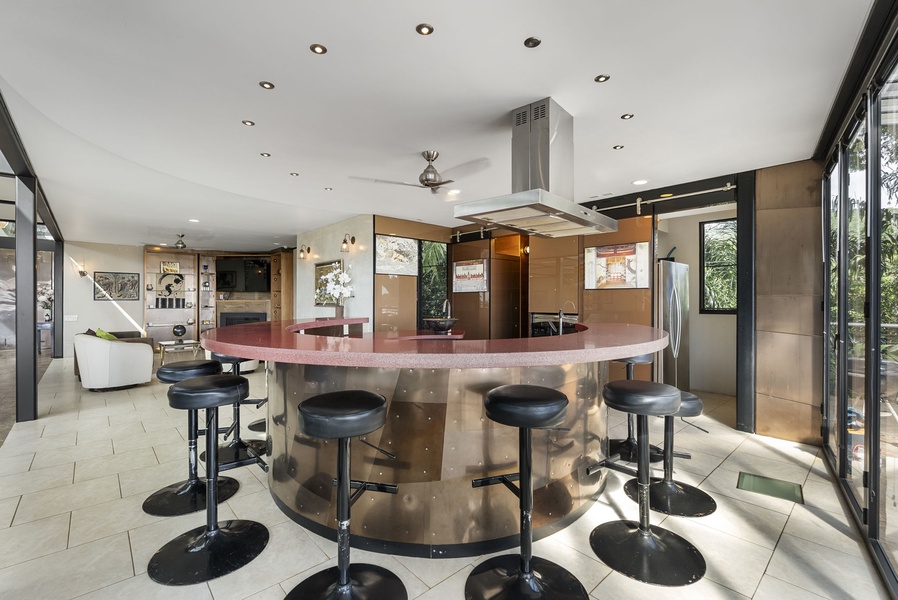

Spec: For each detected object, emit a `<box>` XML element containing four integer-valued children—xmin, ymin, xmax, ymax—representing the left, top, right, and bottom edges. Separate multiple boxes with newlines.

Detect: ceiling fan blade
<box><xmin>440</xmin><ymin>157</ymin><xmax>491</xmax><ymax>181</ymax></box>
<box><xmin>348</xmin><ymin>176</ymin><xmax>424</xmax><ymax>188</ymax></box>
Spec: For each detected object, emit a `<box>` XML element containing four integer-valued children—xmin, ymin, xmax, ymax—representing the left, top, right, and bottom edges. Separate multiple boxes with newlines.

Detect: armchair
<box><xmin>74</xmin><ymin>333</ymin><xmax>153</xmax><ymax>390</ymax></box>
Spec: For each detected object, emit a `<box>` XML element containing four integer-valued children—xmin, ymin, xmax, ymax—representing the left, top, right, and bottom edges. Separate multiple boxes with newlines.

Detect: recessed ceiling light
<box><xmin>242</xmin><ymin>120</ymin><xmax>255</xmax><ymax>126</ymax></box>
<box><xmin>159</xmin><ymin>243</ymin><xmax>168</xmax><ymax>246</ymax></box>
<box><xmin>310</xmin><ymin>44</ymin><xmax>327</xmax><ymax>54</ymax></box>
<box><xmin>621</xmin><ymin>114</ymin><xmax>634</xmax><ymax>120</ymax></box>
<box><xmin>594</xmin><ymin>75</ymin><xmax>610</xmax><ymax>83</ymax></box>
<box><xmin>324</xmin><ymin>187</ymin><xmax>333</xmax><ymax>191</ymax></box>
<box><xmin>603</xmin><ymin>193</ymin><xmax>613</xmax><ymax>197</ymax></box>
<box><xmin>290</xmin><ymin>172</ymin><xmax>300</xmax><ymax>177</ymax></box>
<box><xmin>632</xmin><ymin>179</ymin><xmax>649</xmax><ymax>185</ymax></box>
<box><xmin>188</xmin><ymin>219</ymin><xmax>199</xmax><ymax>223</ymax></box>
<box><xmin>447</xmin><ymin>189</ymin><xmax>460</xmax><ymax>196</ymax></box>
<box><xmin>660</xmin><ymin>193</ymin><xmax>673</xmax><ymax>198</ymax></box>
<box><xmin>613</xmin><ymin>145</ymin><xmax>624</xmax><ymax>150</ymax></box>
<box><xmin>260</xmin><ymin>152</ymin><xmax>271</xmax><ymax>157</ymax></box>
<box><xmin>523</xmin><ymin>37</ymin><xmax>541</xmax><ymax>48</ymax></box>
<box><xmin>259</xmin><ymin>81</ymin><xmax>275</xmax><ymax>90</ymax></box>
<box><xmin>416</xmin><ymin>23</ymin><xmax>433</xmax><ymax>35</ymax></box>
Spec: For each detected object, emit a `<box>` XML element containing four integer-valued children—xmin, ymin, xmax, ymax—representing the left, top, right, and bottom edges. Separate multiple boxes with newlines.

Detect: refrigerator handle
<box><xmin>670</xmin><ymin>285</ymin><xmax>681</xmax><ymax>358</ymax></box>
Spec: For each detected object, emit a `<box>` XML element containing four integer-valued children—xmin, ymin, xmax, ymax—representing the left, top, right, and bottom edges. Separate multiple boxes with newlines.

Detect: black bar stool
<box><xmin>607</xmin><ymin>354</ymin><xmax>663</xmax><ymax>463</ymax></box>
<box><xmin>148</xmin><ymin>374</ymin><xmax>269</xmax><ymax>585</ymax></box>
<box><xmin>623</xmin><ymin>391</ymin><xmax>717</xmax><ymax>517</ymax></box>
<box><xmin>466</xmin><ymin>384</ymin><xmax>588</xmax><ymax>600</ymax></box>
<box><xmin>143</xmin><ymin>359</ymin><xmax>238</xmax><ymax>517</ymax></box>
<box><xmin>285</xmin><ymin>390</ymin><xmax>406</xmax><ymax>600</ymax></box>
<box><xmin>204</xmin><ymin>352</ymin><xmax>267</xmax><ymax>467</ymax></box>
<box><xmin>589</xmin><ymin>379</ymin><xmax>705</xmax><ymax>586</ymax></box>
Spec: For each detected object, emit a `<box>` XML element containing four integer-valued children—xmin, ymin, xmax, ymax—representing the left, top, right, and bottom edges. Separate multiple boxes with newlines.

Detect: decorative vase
<box><xmin>44</xmin><ymin>311</ymin><xmax>51</xmax><ymax>322</ymax></box>
<box><xmin>333</xmin><ymin>304</ymin><xmax>344</xmax><ymax>320</ymax></box>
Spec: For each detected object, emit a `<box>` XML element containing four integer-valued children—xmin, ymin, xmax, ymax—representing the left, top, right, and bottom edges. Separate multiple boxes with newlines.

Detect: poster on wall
<box><xmin>452</xmin><ymin>259</ymin><xmax>488</xmax><ymax>293</ymax></box>
<box><xmin>93</xmin><ymin>272</ymin><xmax>140</xmax><ymax>301</ymax></box>
<box><xmin>584</xmin><ymin>242</ymin><xmax>650</xmax><ymax>289</ymax></box>
<box><xmin>375</xmin><ymin>235</ymin><xmax>418</xmax><ymax>276</ymax></box>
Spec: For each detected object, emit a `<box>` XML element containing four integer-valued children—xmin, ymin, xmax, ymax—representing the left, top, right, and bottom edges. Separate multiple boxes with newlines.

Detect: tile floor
<box><xmin>0</xmin><ymin>358</ymin><xmax>891</xmax><ymax>599</ymax></box>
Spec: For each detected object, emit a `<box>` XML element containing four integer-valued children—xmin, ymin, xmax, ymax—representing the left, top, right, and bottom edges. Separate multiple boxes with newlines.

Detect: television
<box><xmin>584</xmin><ymin>242</ymin><xmax>650</xmax><ymax>289</ymax></box>
<box><xmin>215</xmin><ymin>257</ymin><xmax>270</xmax><ymax>292</ymax></box>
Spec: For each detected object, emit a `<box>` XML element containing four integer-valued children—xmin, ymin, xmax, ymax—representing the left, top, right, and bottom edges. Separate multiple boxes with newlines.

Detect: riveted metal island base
<box><xmin>266</xmin><ymin>361</ymin><xmax>609</xmax><ymax>558</ymax></box>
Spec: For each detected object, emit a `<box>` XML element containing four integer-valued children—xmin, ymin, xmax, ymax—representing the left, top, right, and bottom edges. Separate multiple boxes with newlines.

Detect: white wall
<box><xmin>656</xmin><ymin>206</ymin><xmax>737</xmax><ymax>395</ymax></box>
<box><xmin>63</xmin><ymin>242</ymin><xmax>145</xmax><ymax>357</ymax></box>
<box><xmin>296</xmin><ymin>214</ymin><xmax>374</xmax><ymax>331</ymax></box>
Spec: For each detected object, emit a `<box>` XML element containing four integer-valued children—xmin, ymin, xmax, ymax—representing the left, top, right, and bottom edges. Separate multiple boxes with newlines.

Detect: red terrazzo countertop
<box><xmin>201</xmin><ymin>318</ymin><xmax>668</xmax><ymax>369</ymax></box>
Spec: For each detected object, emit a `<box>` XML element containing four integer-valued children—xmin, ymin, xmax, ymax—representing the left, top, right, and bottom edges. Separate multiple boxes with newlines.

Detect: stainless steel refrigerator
<box><xmin>654</xmin><ymin>259</ymin><xmax>690</xmax><ymax>390</ymax></box>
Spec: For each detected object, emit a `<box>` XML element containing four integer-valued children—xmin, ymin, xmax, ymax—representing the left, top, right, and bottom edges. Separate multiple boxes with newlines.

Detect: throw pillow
<box><xmin>95</xmin><ymin>328</ymin><xmax>118</xmax><ymax>341</ymax></box>
<box><xmin>85</xmin><ymin>328</ymin><xmax>97</xmax><ymax>336</ymax></box>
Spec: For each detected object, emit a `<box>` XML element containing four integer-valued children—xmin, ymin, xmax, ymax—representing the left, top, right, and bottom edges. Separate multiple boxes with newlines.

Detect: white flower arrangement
<box><xmin>316</xmin><ymin>263</ymin><xmax>352</xmax><ymax>305</ymax></box>
<box><xmin>37</xmin><ymin>283</ymin><xmax>54</xmax><ymax>310</ymax></box>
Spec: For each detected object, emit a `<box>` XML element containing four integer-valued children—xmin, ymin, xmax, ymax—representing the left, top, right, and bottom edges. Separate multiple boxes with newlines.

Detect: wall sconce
<box><xmin>341</xmin><ymin>234</ymin><xmax>355</xmax><ymax>253</ymax></box>
<box><xmin>78</xmin><ymin>264</ymin><xmax>88</xmax><ymax>277</ymax></box>
<box><xmin>298</xmin><ymin>245</ymin><xmax>310</xmax><ymax>260</ymax></box>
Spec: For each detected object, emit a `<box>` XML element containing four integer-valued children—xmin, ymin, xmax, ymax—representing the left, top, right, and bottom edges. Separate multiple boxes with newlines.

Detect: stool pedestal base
<box><xmin>141</xmin><ymin>477</ymin><xmax>239</xmax><ymax>517</ymax></box>
<box><xmin>609</xmin><ymin>437</ymin><xmax>664</xmax><ymax>463</ymax></box>
<box><xmin>623</xmin><ymin>478</ymin><xmax>717</xmax><ymax>517</ymax></box>
<box><xmin>285</xmin><ymin>563</ymin><xmax>407</xmax><ymax>600</ymax></box>
<box><xmin>147</xmin><ymin>519</ymin><xmax>269</xmax><ymax>585</ymax></box>
<box><xmin>465</xmin><ymin>554</ymin><xmax>587</xmax><ymax>599</ymax></box>
<box><xmin>588</xmin><ymin>520</ymin><xmax>705</xmax><ymax>587</ymax></box>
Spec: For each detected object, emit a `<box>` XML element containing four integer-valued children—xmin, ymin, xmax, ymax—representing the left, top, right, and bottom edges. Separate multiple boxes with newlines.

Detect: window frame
<box><xmin>699</xmin><ymin>217</ymin><xmax>738</xmax><ymax>314</ymax></box>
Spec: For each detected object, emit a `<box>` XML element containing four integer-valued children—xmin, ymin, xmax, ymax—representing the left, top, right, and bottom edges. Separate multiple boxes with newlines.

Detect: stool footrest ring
<box><xmin>586</xmin><ymin>459</ymin><xmax>637</xmax><ymax>478</ymax></box>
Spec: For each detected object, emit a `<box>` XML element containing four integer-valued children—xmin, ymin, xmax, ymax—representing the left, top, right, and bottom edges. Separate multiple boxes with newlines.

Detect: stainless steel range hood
<box><xmin>454</xmin><ymin>98</ymin><xmax>617</xmax><ymax>237</ymax></box>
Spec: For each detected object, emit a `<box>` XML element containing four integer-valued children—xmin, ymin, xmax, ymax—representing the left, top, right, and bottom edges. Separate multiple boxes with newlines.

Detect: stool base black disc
<box><xmin>464</xmin><ymin>554</ymin><xmax>588</xmax><ymax>599</ymax></box>
<box><xmin>147</xmin><ymin>520</ymin><xmax>269</xmax><ymax>585</ymax></box>
<box><xmin>247</xmin><ymin>418</ymin><xmax>266</xmax><ymax>433</ymax></box>
<box><xmin>589</xmin><ymin>520</ymin><xmax>705</xmax><ymax>586</ymax></box>
<box><xmin>623</xmin><ymin>478</ymin><xmax>718</xmax><ymax>517</ymax></box>
<box><xmin>609</xmin><ymin>438</ymin><xmax>664</xmax><ymax>463</ymax></box>
<box><xmin>142</xmin><ymin>476</ymin><xmax>239</xmax><ymax>517</ymax></box>
<box><xmin>285</xmin><ymin>564</ymin><xmax>408</xmax><ymax>600</ymax></box>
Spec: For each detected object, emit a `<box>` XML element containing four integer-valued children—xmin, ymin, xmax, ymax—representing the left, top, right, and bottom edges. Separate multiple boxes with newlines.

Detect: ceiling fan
<box><xmin>352</xmin><ymin>151</ymin><xmax>490</xmax><ymax>198</ymax></box>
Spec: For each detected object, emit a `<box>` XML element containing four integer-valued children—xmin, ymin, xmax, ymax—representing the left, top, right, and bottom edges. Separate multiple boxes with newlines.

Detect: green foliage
<box><xmin>419</xmin><ymin>241</ymin><xmax>447</xmax><ymax>323</ymax></box>
<box><xmin>702</xmin><ymin>219</ymin><xmax>737</xmax><ymax>311</ymax></box>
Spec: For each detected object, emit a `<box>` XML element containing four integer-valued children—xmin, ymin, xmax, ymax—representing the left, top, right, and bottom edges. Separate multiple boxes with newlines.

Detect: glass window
<box><xmin>699</xmin><ymin>218</ymin><xmax>737</xmax><ymax>313</ymax></box>
<box><xmin>418</xmin><ymin>240</ymin><xmax>447</xmax><ymax>325</ymax></box>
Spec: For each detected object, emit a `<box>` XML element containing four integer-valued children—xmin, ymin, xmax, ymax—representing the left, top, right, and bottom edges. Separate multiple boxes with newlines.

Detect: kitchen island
<box><xmin>202</xmin><ymin>319</ymin><xmax>667</xmax><ymax>558</ymax></box>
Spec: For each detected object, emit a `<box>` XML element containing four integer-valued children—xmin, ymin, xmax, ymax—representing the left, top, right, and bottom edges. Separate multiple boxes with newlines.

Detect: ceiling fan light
<box><xmin>174</xmin><ymin>234</ymin><xmax>186</xmax><ymax>249</ymax></box>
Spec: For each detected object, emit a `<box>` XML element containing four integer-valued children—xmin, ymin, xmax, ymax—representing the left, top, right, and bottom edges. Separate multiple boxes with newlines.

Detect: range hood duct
<box><xmin>454</xmin><ymin>97</ymin><xmax>617</xmax><ymax>237</ymax></box>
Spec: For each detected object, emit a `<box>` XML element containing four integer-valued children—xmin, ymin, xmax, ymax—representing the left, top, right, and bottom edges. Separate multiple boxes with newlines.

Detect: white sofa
<box><xmin>74</xmin><ymin>333</ymin><xmax>154</xmax><ymax>390</ymax></box>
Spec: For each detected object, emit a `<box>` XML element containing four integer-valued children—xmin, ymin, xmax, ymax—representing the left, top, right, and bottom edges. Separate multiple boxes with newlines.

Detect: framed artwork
<box><xmin>94</xmin><ymin>271</ymin><xmax>140</xmax><ymax>301</ymax></box>
<box><xmin>217</xmin><ymin>271</ymin><xmax>236</xmax><ymax>289</ymax></box>
<box><xmin>452</xmin><ymin>259</ymin><xmax>488</xmax><ymax>293</ymax></box>
<box><xmin>314</xmin><ymin>260</ymin><xmax>344</xmax><ymax>306</ymax></box>
<box><xmin>584</xmin><ymin>242</ymin><xmax>650</xmax><ymax>289</ymax></box>
<box><xmin>375</xmin><ymin>234</ymin><xmax>419</xmax><ymax>276</ymax></box>
<box><xmin>160</xmin><ymin>261</ymin><xmax>180</xmax><ymax>274</ymax></box>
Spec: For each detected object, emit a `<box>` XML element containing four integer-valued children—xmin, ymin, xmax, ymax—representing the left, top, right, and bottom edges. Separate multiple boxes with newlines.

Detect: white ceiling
<box><xmin>0</xmin><ymin>1</ymin><xmax>874</xmax><ymax>251</ymax></box>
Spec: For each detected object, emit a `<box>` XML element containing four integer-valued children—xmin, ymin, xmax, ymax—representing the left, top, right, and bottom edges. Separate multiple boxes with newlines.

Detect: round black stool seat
<box><xmin>484</xmin><ymin>384</ymin><xmax>568</xmax><ymax>429</ymax></box>
<box><xmin>168</xmin><ymin>375</ymin><xmax>250</xmax><ymax>411</ymax></box>
<box><xmin>298</xmin><ymin>390</ymin><xmax>386</xmax><ymax>439</ymax></box>
<box><xmin>677</xmin><ymin>391</ymin><xmax>703</xmax><ymax>418</ymax></box>
<box><xmin>603</xmin><ymin>379</ymin><xmax>681</xmax><ymax>416</ymax></box>
<box><xmin>608</xmin><ymin>355</ymin><xmax>664</xmax><ymax>464</ymax></box>
<box><xmin>157</xmin><ymin>359</ymin><xmax>222</xmax><ymax>383</ymax></box>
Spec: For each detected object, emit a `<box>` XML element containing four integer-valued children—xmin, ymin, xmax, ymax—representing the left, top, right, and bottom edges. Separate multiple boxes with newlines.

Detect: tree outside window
<box><xmin>700</xmin><ymin>218</ymin><xmax>737</xmax><ymax>313</ymax></box>
<box><xmin>418</xmin><ymin>241</ymin><xmax>448</xmax><ymax>327</ymax></box>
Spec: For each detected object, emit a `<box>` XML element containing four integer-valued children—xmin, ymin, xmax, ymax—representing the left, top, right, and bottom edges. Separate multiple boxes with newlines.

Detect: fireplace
<box><xmin>220</xmin><ymin>312</ymin><xmax>267</xmax><ymax>327</ymax></box>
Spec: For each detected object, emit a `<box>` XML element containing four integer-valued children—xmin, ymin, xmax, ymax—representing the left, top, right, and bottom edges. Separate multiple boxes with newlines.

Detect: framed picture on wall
<box><xmin>94</xmin><ymin>272</ymin><xmax>140</xmax><ymax>301</ymax></box>
<box><xmin>375</xmin><ymin>235</ymin><xmax>419</xmax><ymax>276</ymax></box>
<box><xmin>584</xmin><ymin>242</ymin><xmax>650</xmax><ymax>289</ymax></box>
<box><xmin>452</xmin><ymin>259</ymin><xmax>488</xmax><ymax>293</ymax></box>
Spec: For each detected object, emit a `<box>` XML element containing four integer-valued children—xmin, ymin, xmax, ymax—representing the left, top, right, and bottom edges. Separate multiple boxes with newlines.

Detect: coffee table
<box><xmin>159</xmin><ymin>339</ymin><xmax>201</xmax><ymax>365</ymax></box>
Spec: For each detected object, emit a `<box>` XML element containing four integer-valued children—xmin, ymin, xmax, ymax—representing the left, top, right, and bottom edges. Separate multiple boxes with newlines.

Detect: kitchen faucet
<box><xmin>443</xmin><ymin>299</ymin><xmax>451</xmax><ymax>318</ymax></box>
<box><xmin>558</xmin><ymin>301</ymin><xmax>577</xmax><ymax>336</ymax></box>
